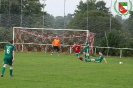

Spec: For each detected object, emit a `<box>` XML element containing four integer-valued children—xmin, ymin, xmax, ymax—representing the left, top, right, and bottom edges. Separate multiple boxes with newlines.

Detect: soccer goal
<box><xmin>13</xmin><ymin>27</ymin><xmax>96</xmax><ymax>53</ymax></box>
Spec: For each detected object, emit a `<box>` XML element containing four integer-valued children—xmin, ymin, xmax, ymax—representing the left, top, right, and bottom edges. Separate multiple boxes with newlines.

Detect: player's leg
<box><xmin>83</xmin><ymin>51</ymin><xmax>87</xmax><ymax>59</ymax></box>
<box><xmin>85</xmin><ymin>59</ymin><xmax>91</xmax><ymax>62</ymax></box>
<box><xmin>77</xmin><ymin>53</ymin><xmax>83</xmax><ymax>61</ymax></box>
<box><xmin>56</xmin><ymin>46</ymin><xmax>60</xmax><ymax>56</ymax></box>
<box><xmin>94</xmin><ymin>59</ymin><xmax>101</xmax><ymax>63</ymax></box>
<box><xmin>83</xmin><ymin>48</ymin><xmax>87</xmax><ymax>59</ymax></box>
<box><xmin>9</xmin><ymin>66</ymin><xmax>13</xmax><ymax>77</ymax></box>
<box><xmin>9</xmin><ymin>59</ymin><xmax>13</xmax><ymax>77</ymax></box>
<box><xmin>51</xmin><ymin>46</ymin><xmax>55</xmax><ymax>55</ymax></box>
<box><xmin>1</xmin><ymin>59</ymin><xmax>7</xmax><ymax>77</ymax></box>
<box><xmin>86</xmin><ymin>48</ymin><xmax>90</xmax><ymax>59</ymax></box>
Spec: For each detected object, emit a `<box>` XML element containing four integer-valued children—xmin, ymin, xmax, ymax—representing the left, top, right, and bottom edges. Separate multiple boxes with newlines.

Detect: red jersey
<box><xmin>72</xmin><ymin>45</ymin><xmax>81</xmax><ymax>53</ymax></box>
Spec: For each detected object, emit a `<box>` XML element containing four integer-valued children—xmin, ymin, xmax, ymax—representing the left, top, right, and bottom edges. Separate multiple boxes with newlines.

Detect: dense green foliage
<box><xmin>0</xmin><ymin>0</ymin><xmax>45</xmax><ymax>28</ymax></box>
<box><xmin>0</xmin><ymin>0</ymin><xmax>43</xmax><ymax>15</ymax></box>
<box><xmin>99</xmin><ymin>29</ymin><xmax>133</xmax><ymax>56</ymax></box>
<box><xmin>0</xmin><ymin>27</ymin><xmax>12</xmax><ymax>42</ymax></box>
<box><xmin>0</xmin><ymin>52</ymin><xmax>133</xmax><ymax>88</ymax></box>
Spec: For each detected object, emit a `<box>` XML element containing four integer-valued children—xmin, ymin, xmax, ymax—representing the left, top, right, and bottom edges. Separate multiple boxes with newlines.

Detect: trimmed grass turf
<box><xmin>0</xmin><ymin>52</ymin><xmax>133</xmax><ymax>88</ymax></box>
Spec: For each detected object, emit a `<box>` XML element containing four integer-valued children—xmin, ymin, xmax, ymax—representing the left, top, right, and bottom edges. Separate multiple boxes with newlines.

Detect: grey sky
<box><xmin>40</xmin><ymin>0</ymin><xmax>131</xmax><ymax>19</ymax></box>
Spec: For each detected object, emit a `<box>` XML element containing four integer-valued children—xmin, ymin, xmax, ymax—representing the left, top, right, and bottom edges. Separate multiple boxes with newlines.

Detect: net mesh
<box><xmin>13</xmin><ymin>27</ymin><xmax>96</xmax><ymax>53</ymax></box>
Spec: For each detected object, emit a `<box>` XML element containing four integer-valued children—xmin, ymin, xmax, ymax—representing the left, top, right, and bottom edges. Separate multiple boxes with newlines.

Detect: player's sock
<box><xmin>1</xmin><ymin>67</ymin><xmax>6</xmax><ymax>75</ymax></box>
<box><xmin>85</xmin><ymin>59</ymin><xmax>91</xmax><ymax>62</ymax></box>
<box><xmin>51</xmin><ymin>50</ymin><xmax>54</xmax><ymax>55</ymax></box>
<box><xmin>10</xmin><ymin>68</ymin><xmax>13</xmax><ymax>76</ymax></box>
<box><xmin>87</xmin><ymin>55</ymin><xmax>90</xmax><ymax>59</ymax></box>
<box><xmin>84</xmin><ymin>54</ymin><xmax>87</xmax><ymax>58</ymax></box>
<box><xmin>57</xmin><ymin>52</ymin><xmax>59</xmax><ymax>56</ymax></box>
<box><xmin>79</xmin><ymin>57</ymin><xmax>83</xmax><ymax>61</ymax></box>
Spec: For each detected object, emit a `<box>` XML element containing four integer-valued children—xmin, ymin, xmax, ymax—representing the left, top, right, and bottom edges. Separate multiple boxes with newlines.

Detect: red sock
<box><xmin>79</xmin><ymin>57</ymin><xmax>83</xmax><ymax>61</ymax></box>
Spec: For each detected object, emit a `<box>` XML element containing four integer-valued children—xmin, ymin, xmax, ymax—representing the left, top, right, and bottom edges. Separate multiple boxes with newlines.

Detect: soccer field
<box><xmin>0</xmin><ymin>52</ymin><xmax>132</xmax><ymax>88</ymax></box>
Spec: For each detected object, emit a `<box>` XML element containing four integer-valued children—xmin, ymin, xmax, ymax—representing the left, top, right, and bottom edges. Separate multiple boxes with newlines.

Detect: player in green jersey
<box><xmin>83</xmin><ymin>37</ymin><xmax>90</xmax><ymax>60</ymax></box>
<box><xmin>1</xmin><ymin>40</ymin><xmax>15</xmax><ymax>77</ymax></box>
<box><xmin>85</xmin><ymin>52</ymin><xmax>107</xmax><ymax>63</ymax></box>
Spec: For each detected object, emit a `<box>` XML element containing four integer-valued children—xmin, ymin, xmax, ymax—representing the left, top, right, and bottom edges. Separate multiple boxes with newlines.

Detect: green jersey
<box><xmin>94</xmin><ymin>55</ymin><xmax>104</xmax><ymax>62</ymax></box>
<box><xmin>4</xmin><ymin>44</ymin><xmax>15</xmax><ymax>59</ymax></box>
<box><xmin>84</xmin><ymin>41</ymin><xmax>89</xmax><ymax>48</ymax></box>
<box><xmin>98</xmin><ymin>55</ymin><xmax>104</xmax><ymax>62</ymax></box>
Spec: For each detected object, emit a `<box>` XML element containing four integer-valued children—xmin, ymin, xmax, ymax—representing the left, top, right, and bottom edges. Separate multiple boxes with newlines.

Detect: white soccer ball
<box><xmin>119</xmin><ymin>62</ymin><xmax>123</xmax><ymax>65</ymax></box>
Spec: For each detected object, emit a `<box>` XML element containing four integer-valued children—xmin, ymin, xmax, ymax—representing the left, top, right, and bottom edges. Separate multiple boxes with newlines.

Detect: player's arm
<box><xmin>12</xmin><ymin>50</ymin><xmax>15</xmax><ymax>62</ymax></box>
<box><xmin>103</xmin><ymin>58</ymin><xmax>107</xmax><ymax>63</ymax></box>
<box><xmin>71</xmin><ymin>44</ymin><xmax>76</xmax><ymax>49</ymax></box>
<box><xmin>59</xmin><ymin>40</ymin><xmax>61</xmax><ymax>46</ymax></box>
<box><xmin>80</xmin><ymin>44</ymin><xmax>85</xmax><ymax>48</ymax></box>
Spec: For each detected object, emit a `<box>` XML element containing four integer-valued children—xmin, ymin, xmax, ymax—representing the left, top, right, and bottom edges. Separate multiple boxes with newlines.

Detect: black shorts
<box><xmin>53</xmin><ymin>46</ymin><xmax>60</xmax><ymax>52</ymax></box>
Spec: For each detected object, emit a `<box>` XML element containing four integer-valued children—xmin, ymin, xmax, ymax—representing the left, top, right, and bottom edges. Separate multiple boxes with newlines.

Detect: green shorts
<box><xmin>76</xmin><ymin>53</ymin><xmax>81</xmax><ymax>57</ymax></box>
<box><xmin>3</xmin><ymin>57</ymin><xmax>13</xmax><ymax>66</ymax></box>
<box><xmin>83</xmin><ymin>47</ymin><xmax>89</xmax><ymax>53</ymax></box>
<box><xmin>94</xmin><ymin>59</ymin><xmax>101</xmax><ymax>63</ymax></box>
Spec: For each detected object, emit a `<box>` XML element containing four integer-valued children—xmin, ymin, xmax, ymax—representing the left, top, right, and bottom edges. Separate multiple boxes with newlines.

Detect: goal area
<box><xmin>13</xmin><ymin>27</ymin><xmax>96</xmax><ymax>53</ymax></box>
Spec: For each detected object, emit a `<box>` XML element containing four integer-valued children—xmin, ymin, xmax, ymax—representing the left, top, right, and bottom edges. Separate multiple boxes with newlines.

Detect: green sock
<box><xmin>1</xmin><ymin>67</ymin><xmax>6</xmax><ymax>75</ymax></box>
<box><xmin>51</xmin><ymin>50</ymin><xmax>54</xmax><ymax>54</ymax></box>
<box><xmin>10</xmin><ymin>69</ymin><xmax>13</xmax><ymax>76</ymax></box>
<box><xmin>86</xmin><ymin>59</ymin><xmax>91</xmax><ymax>62</ymax></box>
<box><xmin>87</xmin><ymin>55</ymin><xmax>90</xmax><ymax>59</ymax></box>
<box><xmin>84</xmin><ymin>54</ymin><xmax>87</xmax><ymax>58</ymax></box>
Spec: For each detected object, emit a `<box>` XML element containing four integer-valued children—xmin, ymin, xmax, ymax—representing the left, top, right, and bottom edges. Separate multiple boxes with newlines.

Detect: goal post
<box><xmin>13</xmin><ymin>27</ymin><xmax>96</xmax><ymax>53</ymax></box>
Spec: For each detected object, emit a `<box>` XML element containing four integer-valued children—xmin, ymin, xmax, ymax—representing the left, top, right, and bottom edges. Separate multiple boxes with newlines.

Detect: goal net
<box><xmin>13</xmin><ymin>27</ymin><xmax>96</xmax><ymax>53</ymax></box>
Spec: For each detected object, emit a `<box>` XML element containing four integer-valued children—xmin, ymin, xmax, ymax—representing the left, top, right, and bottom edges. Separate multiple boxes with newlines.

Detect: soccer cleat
<box><xmin>85</xmin><ymin>59</ymin><xmax>88</xmax><ymax>62</ymax></box>
<box><xmin>10</xmin><ymin>75</ymin><xmax>13</xmax><ymax>77</ymax></box>
<box><xmin>1</xmin><ymin>74</ymin><xmax>3</xmax><ymax>77</ymax></box>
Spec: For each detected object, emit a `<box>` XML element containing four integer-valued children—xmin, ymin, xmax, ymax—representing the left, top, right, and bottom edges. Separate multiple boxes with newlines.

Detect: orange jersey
<box><xmin>52</xmin><ymin>39</ymin><xmax>61</xmax><ymax>46</ymax></box>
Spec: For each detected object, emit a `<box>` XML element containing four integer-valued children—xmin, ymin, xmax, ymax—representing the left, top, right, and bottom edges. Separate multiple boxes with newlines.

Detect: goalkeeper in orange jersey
<box><xmin>71</xmin><ymin>43</ymin><xmax>83</xmax><ymax>61</ymax></box>
<box><xmin>51</xmin><ymin>36</ymin><xmax>61</xmax><ymax>56</ymax></box>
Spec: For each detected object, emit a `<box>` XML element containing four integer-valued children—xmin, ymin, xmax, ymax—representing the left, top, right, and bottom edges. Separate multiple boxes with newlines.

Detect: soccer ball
<box><xmin>119</xmin><ymin>62</ymin><xmax>123</xmax><ymax>65</ymax></box>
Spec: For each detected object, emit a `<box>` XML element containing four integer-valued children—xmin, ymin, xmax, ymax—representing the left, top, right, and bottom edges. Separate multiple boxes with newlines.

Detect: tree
<box><xmin>44</xmin><ymin>13</ymin><xmax>55</xmax><ymax>28</ymax></box>
<box><xmin>75</xmin><ymin>0</ymin><xmax>109</xmax><ymax>14</ymax></box>
<box><xmin>0</xmin><ymin>0</ymin><xmax>44</xmax><ymax>15</ymax></box>
<box><xmin>127</xmin><ymin>11</ymin><xmax>133</xmax><ymax>35</ymax></box>
<box><xmin>65</xmin><ymin>14</ymin><xmax>73</xmax><ymax>23</ymax></box>
<box><xmin>68</xmin><ymin>10</ymin><xmax>121</xmax><ymax>43</ymax></box>
<box><xmin>114</xmin><ymin>15</ymin><xmax>122</xmax><ymax>23</ymax></box>
<box><xmin>67</xmin><ymin>0</ymin><xmax>121</xmax><ymax>46</ymax></box>
<box><xmin>100</xmin><ymin>29</ymin><xmax>133</xmax><ymax>56</ymax></box>
<box><xmin>96</xmin><ymin>0</ymin><xmax>109</xmax><ymax>13</ymax></box>
<box><xmin>0</xmin><ymin>27</ymin><xmax>12</xmax><ymax>42</ymax></box>
<box><xmin>0</xmin><ymin>0</ymin><xmax>46</xmax><ymax>28</ymax></box>
<box><xmin>121</xmin><ymin>11</ymin><xmax>133</xmax><ymax>37</ymax></box>
<box><xmin>54</xmin><ymin>16</ymin><xmax>64</xmax><ymax>29</ymax></box>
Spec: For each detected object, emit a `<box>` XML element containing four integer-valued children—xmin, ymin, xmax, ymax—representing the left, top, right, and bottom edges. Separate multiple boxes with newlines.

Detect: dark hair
<box><xmin>9</xmin><ymin>40</ymin><xmax>13</xmax><ymax>44</ymax></box>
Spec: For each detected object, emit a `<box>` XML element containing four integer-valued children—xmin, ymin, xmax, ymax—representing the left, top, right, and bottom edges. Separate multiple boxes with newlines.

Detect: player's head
<box><xmin>9</xmin><ymin>40</ymin><xmax>13</xmax><ymax>44</ymax></box>
<box><xmin>99</xmin><ymin>52</ymin><xmax>102</xmax><ymax>55</ymax></box>
<box><xmin>86</xmin><ymin>37</ymin><xmax>89</xmax><ymax>41</ymax></box>
<box><xmin>73</xmin><ymin>42</ymin><xmax>76</xmax><ymax>45</ymax></box>
<box><xmin>56</xmin><ymin>36</ymin><xmax>58</xmax><ymax>39</ymax></box>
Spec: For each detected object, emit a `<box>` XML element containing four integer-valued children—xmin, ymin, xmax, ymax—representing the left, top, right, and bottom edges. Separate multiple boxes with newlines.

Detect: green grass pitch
<box><xmin>0</xmin><ymin>52</ymin><xmax>132</xmax><ymax>88</ymax></box>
